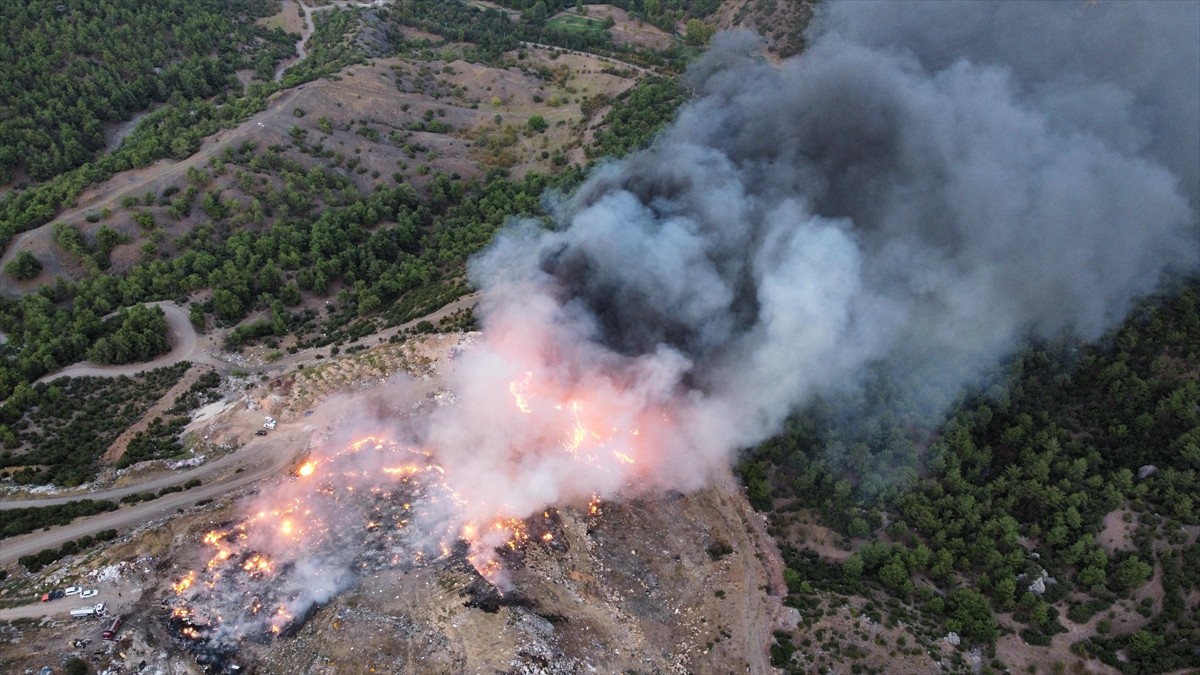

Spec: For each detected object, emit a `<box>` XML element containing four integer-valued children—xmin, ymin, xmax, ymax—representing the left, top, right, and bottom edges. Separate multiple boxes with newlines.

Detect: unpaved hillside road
<box><xmin>0</xmin><ymin>586</ymin><xmax>128</xmax><ymax>621</ymax></box>
<box><xmin>36</xmin><ymin>301</ymin><xmax>223</xmax><ymax>383</ymax></box>
<box><xmin>518</xmin><ymin>41</ymin><xmax>665</xmax><ymax>77</ymax></box>
<box><xmin>275</xmin><ymin>0</ymin><xmax>391</xmax><ymax>81</ymax></box>
<box><xmin>0</xmin><ymin>427</ymin><xmax>306</xmax><ymax>566</ymax></box>
<box><xmin>0</xmin><ymin>86</ymin><xmax>308</xmax><ymax>274</ymax></box>
<box><xmin>0</xmin><ymin>428</ymin><xmax>283</xmax><ymax>511</ymax></box>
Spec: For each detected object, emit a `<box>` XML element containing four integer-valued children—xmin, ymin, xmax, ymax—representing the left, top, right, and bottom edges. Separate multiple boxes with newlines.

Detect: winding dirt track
<box><xmin>36</xmin><ymin>301</ymin><xmax>223</xmax><ymax>383</ymax></box>
<box><xmin>0</xmin><ymin>426</ymin><xmax>304</xmax><ymax>567</ymax></box>
<box><xmin>0</xmin><ymin>294</ymin><xmax>479</xmax><ymax>549</ymax></box>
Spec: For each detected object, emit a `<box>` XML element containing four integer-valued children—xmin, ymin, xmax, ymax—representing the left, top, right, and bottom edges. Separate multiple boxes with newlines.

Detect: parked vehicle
<box><xmin>255</xmin><ymin>429</ymin><xmax>268</xmax><ymax>436</ymax></box>
<box><xmin>68</xmin><ymin>603</ymin><xmax>106</xmax><ymax>618</ymax></box>
<box><xmin>65</xmin><ymin>586</ymin><xmax>82</xmax><ymax>596</ymax></box>
<box><xmin>81</xmin><ymin>589</ymin><xmax>98</xmax><ymax>598</ymax></box>
<box><xmin>102</xmin><ymin>615</ymin><xmax>122</xmax><ymax>640</ymax></box>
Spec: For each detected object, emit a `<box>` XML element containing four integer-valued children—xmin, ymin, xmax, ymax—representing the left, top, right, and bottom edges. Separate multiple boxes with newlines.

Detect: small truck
<box><xmin>69</xmin><ymin>602</ymin><xmax>106</xmax><ymax>618</ymax></box>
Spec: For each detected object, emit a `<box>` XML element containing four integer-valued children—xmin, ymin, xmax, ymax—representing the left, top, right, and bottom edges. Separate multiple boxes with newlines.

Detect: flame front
<box><xmin>168</xmin><ymin>341</ymin><xmax>656</xmax><ymax>647</ymax></box>
<box><xmin>167</xmin><ymin>435</ymin><xmax>578</xmax><ymax>644</ymax></box>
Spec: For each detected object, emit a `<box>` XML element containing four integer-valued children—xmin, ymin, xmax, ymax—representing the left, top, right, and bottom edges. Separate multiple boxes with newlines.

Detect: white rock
<box><xmin>1028</xmin><ymin>576</ymin><xmax>1046</xmax><ymax>595</ymax></box>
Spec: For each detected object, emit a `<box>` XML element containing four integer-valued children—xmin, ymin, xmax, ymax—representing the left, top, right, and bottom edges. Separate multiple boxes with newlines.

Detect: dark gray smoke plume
<box><xmin>464</xmin><ymin>0</ymin><xmax>1199</xmax><ymax>482</ymax></box>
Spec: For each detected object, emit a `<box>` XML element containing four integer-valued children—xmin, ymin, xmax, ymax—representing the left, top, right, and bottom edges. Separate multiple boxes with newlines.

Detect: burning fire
<box><xmin>502</xmin><ymin>371</ymin><xmax>648</xmax><ymax>475</ymax></box>
<box><xmin>167</xmin><ymin>433</ymin><xmax>583</xmax><ymax>646</ymax></box>
<box><xmin>172</xmin><ymin>571</ymin><xmax>195</xmax><ymax>594</ymax></box>
<box><xmin>169</xmin><ymin>356</ymin><xmax>650</xmax><ymax>648</ymax></box>
<box><xmin>509</xmin><ymin>371</ymin><xmax>534</xmax><ymax>414</ymax></box>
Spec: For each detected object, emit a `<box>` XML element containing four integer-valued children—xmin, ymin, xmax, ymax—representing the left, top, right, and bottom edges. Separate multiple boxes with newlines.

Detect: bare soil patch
<box><xmin>774</xmin><ymin>506</ymin><xmax>854</xmax><ymax>561</ymax></box>
<box><xmin>258</xmin><ymin>0</ymin><xmax>306</xmax><ymax>35</ymax></box>
<box><xmin>715</xmin><ymin>0</ymin><xmax>815</xmax><ymax>58</ymax></box>
<box><xmin>563</xmin><ymin>5</ymin><xmax>675</xmax><ymax>51</ymax></box>
<box><xmin>785</xmin><ymin>595</ymin><xmax>948</xmax><ymax>673</ymax></box>
<box><xmin>1098</xmin><ymin>505</ymin><xmax>1137</xmax><ymax>553</ymax></box>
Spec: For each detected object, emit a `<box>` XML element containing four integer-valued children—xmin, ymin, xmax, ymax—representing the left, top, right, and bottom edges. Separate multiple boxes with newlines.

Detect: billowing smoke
<box><xmin>174</xmin><ymin>0</ymin><xmax>1199</xmax><ymax>647</ymax></box>
<box><xmin>437</xmin><ymin>0</ymin><xmax>1198</xmax><ymax>509</ymax></box>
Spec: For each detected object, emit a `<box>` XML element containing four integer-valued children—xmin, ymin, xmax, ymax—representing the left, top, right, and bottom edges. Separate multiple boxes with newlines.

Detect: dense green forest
<box><xmin>742</xmin><ymin>280</ymin><xmax>1200</xmax><ymax>673</ymax></box>
<box><xmin>0</xmin><ymin>4</ymin><xmax>367</xmax><ymax>251</ymax></box>
<box><xmin>0</xmin><ymin>0</ymin><xmax>294</xmax><ymax>185</ymax></box>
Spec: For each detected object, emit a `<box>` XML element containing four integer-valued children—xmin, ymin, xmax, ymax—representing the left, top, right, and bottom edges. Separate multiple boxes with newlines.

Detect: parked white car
<box><xmin>65</xmin><ymin>586</ymin><xmax>82</xmax><ymax>596</ymax></box>
<box><xmin>81</xmin><ymin>589</ymin><xmax>98</xmax><ymax>598</ymax></box>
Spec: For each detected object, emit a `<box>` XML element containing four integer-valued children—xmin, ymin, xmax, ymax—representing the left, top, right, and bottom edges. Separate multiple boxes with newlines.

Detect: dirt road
<box><xmin>719</xmin><ymin>479</ymin><xmax>779</xmax><ymax>674</ymax></box>
<box><xmin>518</xmin><ymin>41</ymin><xmax>665</xmax><ymax>77</ymax></box>
<box><xmin>0</xmin><ymin>425</ymin><xmax>306</xmax><ymax>566</ymax></box>
<box><xmin>275</xmin><ymin>0</ymin><xmax>391</xmax><ymax>82</ymax></box>
<box><xmin>274</xmin><ymin>0</ymin><xmax>316</xmax><ymax>82</ymax></box>
<box><xmin>36</xmin><ymin>301</ymin><xmax>223</xmax><ymax>383</ymax></box>
<box><xmin>0</xmin><ymin>586</ymin><xmax>134</xmax><ymax>622</ymax></box>
<box><xmin>0</xmin><ymin>86</ymin><xmax>308</xmax><ymax>275</ymax></box>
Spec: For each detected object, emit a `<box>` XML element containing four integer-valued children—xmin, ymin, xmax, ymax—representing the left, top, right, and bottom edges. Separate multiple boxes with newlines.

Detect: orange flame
<box><xmin>242</xmin><ymin>555</ymin><xmax>272</xmax><ymax>574</ymax></box>
<box><xmin>173</xmin><ymin>571</ymin><xmax>196</xmax><ymax>594</ymax></box>
<box><xmin>509</xmin><ymin>371</ymin><xmax>534</xmax><ymax>413</ymax></box>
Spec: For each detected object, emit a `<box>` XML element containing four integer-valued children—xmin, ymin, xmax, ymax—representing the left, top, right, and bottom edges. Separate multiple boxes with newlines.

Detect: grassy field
<box><xmin>546</xmin><ymin>13</ymin><xmax>610</xmax><ymax>35</ymax></box>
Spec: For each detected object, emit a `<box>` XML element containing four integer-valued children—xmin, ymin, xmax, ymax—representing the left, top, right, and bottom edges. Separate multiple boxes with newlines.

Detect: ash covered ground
<box><xmin>141</xmin><ymin>483</ymin><xmax>784</xmax><ymax>674</ymax></box>
<box><xmin>162</xmin><ymin>486</ymin><xmax>785</xmax><ymax>674</ymax></box>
